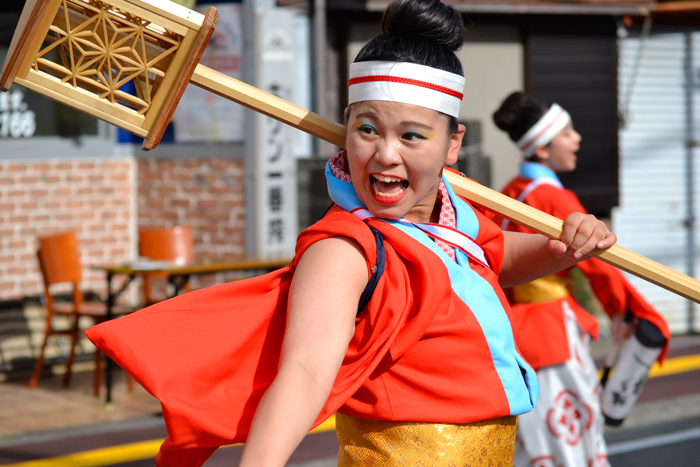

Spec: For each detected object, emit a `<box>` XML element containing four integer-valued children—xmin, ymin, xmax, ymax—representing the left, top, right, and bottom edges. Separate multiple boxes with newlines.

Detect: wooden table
<box><xmin>92</xmin><ymin>257</ymin><xmax>291</xmax><ymax>403</ymax></box>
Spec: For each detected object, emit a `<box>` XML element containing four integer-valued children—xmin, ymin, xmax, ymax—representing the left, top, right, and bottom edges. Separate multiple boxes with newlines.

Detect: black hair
<box><xmin>492</xmin><ymin>91</ymin><xmax>548</xmax><ymax>143</ymax></box>
<box><xmin>352</xmin><ymin>0</ymin><xmax>466</xmax><ymax>134</ymax></box>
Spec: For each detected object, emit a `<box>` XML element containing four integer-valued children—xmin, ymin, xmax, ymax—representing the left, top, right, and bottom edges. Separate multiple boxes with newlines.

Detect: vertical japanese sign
<box><xmin>255</xmin><ymin>9</ymin><xmax>297</xmax><ymax>258</ymax></box>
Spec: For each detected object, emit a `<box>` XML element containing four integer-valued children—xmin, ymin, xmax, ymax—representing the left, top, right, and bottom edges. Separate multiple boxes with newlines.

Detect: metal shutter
<box><xmin>616</xmin><ymin>30</ymin><xmax>700</xmax><ymax>333</ymax></box>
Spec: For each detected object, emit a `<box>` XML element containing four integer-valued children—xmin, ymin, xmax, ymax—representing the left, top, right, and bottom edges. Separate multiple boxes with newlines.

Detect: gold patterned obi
<box><xmin>336</xmin><ymin>413</ymin><xmax>517</xmax><ymax>467</ymax></box>
<box><xmin>511</xmin><ymin>273</ymin><xmax>571</xmax><ymax>304</ymax></box>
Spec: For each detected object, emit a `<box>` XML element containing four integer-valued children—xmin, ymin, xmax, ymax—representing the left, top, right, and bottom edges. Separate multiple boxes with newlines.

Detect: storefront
<box><xmin>0</xmin><ymin>0</ymin><xmax>312</xmax><ymax>300</ymax></box>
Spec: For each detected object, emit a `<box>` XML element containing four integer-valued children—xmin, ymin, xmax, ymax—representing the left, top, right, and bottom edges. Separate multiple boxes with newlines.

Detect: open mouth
<box><xmin>371</xmin><ymin>174</ymin><xmax>409</xmax><ymax>199</ymax></box>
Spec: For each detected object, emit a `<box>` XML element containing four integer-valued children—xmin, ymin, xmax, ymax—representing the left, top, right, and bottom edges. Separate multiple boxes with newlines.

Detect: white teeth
<box><xmin>372</xmin><ymin>180</ymin><xmax>407</xmax><ymax>198</ymax></box>
<box><xmin>373</xmin><ymin>174</ymin><xmax>405</xmax><ymax>183</ymax></box>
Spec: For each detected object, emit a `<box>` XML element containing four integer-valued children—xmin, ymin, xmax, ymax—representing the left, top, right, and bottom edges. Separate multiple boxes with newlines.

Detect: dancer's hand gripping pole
<box><xmin>3</xmin><ymin>0</ymin><xmax>700</xmax><ymax>304</ymax></box>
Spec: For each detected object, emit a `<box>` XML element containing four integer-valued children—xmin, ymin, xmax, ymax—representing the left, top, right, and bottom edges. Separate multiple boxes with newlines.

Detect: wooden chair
<box><xmin>31</xmin><ymin>231</ymin><xmax>132</xmax><ymax>396</ymax></box>
<box><xmin>138</xmin><ymin>225</ymin><xmax>194</xmax><ymax>306</ymax></box>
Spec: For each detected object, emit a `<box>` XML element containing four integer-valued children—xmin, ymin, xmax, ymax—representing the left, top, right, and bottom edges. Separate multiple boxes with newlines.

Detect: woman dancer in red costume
<box><xmin>89</xmin><ymin>4</ymin><xmax>620</xmax><ymax>466</ymax></box>
<box><xmin>492</xmin><ymin>91</ymin><xmax>670</xmax><ymax>467</ymax></box>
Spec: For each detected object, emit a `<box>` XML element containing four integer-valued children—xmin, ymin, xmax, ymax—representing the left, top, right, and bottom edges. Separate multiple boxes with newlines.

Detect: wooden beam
<box><xmin>366</xmin><ymin>1</ymin><xmax>648</xmax><ymax>16</ymax></box>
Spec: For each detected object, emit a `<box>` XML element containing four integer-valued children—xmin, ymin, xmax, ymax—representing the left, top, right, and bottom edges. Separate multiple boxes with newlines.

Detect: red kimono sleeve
<box><xmin>85</xmin><ymin>209</ymin><xmax>400</xmax><ymax>466</ymax></box>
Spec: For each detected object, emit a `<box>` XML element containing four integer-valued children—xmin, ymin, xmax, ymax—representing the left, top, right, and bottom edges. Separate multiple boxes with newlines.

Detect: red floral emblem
<box><xmin>546</xmin><ymin>389</ymin><xmax>593</xmax><ymax>445</ymax></box>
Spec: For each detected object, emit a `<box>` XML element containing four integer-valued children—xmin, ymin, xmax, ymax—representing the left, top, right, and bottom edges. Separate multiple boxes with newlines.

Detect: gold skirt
<box><xmin>336</xmin><ymin>413</ymin><xmax>517</xmax><ymax>467</ymax></box>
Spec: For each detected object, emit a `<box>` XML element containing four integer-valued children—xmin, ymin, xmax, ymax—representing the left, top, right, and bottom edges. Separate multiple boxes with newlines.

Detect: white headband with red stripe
<box><xmin>517</xmin><ymin>103</ymin><xmax>571</xmax><ymax>157</ymax></box>
<box><xmin>348</xmin><ymin>61</ymin><xmax>465</xmax><ymax>118</ymax></box>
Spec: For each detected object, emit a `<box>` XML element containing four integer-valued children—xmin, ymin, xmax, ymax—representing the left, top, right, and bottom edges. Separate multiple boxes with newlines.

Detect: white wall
<box><xmin>456</xmin><ymin>25</ymin><xmax>524</xmax><ymax>191</ymax></box>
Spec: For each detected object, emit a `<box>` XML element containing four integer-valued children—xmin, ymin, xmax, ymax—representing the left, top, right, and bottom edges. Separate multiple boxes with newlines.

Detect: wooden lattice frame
<box><xmin>0</xmin><ymin>0</ymin><xmax>217</xmax><ymax>149</ymax></box>
<box><xmin>42</xmin><ymin>0</ymin><xmax>182</xmax><ymax>115</ymax></box>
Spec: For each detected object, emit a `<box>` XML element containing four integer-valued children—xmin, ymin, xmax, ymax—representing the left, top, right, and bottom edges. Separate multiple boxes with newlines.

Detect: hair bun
<box><xmin>492</xmin><ymin>91</ymin><xmax>548</xmax><ymax>141</ymax></box>
<box><xmin>492</xmin><ymin>92</ymin><xmax>530</xmax><ymax>132</ymax></box>
<box><xmin>381</xmin><ymin>0</ymin><xmax>465</xmax><ymax>52</ymax></box>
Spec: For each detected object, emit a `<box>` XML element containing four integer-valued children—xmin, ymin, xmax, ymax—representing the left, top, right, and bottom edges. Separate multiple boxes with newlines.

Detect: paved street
<box><xmin>607</xmin><ymin>414</ymin><xmax>700</xmax><ymax>467</ymax></box>
<box><xmin>0</xmin><ymin>334</ymin><xmax>699</xmax><ymax>467</ymax></box>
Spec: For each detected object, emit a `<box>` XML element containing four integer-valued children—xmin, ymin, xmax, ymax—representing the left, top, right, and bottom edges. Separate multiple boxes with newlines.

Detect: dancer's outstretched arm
<box><xmin>238</xmin><ymin>236</ymin><xmax>368</xmax><ymax>467</ymax></box>
<box><xmin>499</xmin><ymin>212</ymin><xmax>616</xmax><ymax>288</ymax></box>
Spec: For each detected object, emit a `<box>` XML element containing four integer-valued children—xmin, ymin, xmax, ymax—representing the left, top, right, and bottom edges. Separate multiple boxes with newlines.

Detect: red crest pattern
<box><xmin>546</xmin><ymin>389</ymin><xmax>593</xmax><ymax>445</ymax></box>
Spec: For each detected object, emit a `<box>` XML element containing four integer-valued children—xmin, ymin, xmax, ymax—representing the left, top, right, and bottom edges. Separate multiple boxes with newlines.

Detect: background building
<box><xmin>0</xmin><ymin>0</ymin><xmax>698</xmax><ymax>331</ymax></box>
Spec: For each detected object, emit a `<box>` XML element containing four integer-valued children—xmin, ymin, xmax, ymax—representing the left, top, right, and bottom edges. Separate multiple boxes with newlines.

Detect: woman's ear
<box><xmin>445</xmin><ymin>124</ymin><xmax>466</xmax><ymax>166</ymax></box>
<box><xmin>343</xmin><ymin>107</ymin><xmax>350</xmax><ymax>124</ymax></box>
<box><xmin>534</xmin><ymin>144</ymin><xmax>550</xmax><ymax>162</ymax></box>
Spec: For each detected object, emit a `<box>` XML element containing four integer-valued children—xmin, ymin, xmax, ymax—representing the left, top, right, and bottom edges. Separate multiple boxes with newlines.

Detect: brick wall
<box><xmin>0</xmin><ymin>156</ymin><xmax>251</xmax><ymax>301</ymax></box>
<box><xmin>0</xmin><ymin>155</ymin><xmax>250</xmax><ymax>370</ymax></box>
<box><xmin>136</xmin><ymin>157</ymin><xmax>248</xmax><ymax>289</ymax></box>
<box><xmin>0</xmin><ymin>158</ymin><xmax>135</xmax><ymax>301</ymax></box>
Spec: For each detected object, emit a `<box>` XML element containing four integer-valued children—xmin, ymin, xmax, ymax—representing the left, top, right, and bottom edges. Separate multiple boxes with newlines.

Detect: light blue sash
<box><xmin>520</xmin><ymin>162</ymin><xmax>562</xmax><ymax>184</ymax></box>
<box><xmin>326</xmin><ymin>163</ymin><xmax>539</xmax><ymax>415</ymax></box>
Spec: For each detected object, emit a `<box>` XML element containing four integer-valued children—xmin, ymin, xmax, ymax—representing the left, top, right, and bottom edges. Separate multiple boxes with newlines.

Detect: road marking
<box><xmin>0</xmin><ymin>440</ymin><xmax>163</xmax><ymax>467</ymax></box>
<box><xmin>607</xmin><ymin>427</ymin><xmax>700</xmax><ymax>455</ymax></box>
<box><xmin>0</xmin><ymin>415</ymin><xmax>336</xmax><ymax>467</ymax></box>
<box><xmin>649</xmin><ymin>354</ymin><xmax>700</xmax><ymax>377</ymax></box>
<box><xmin>2</xmin><ymin>352</ymin><xmax>699</xmax><ymax>467</ymax></box>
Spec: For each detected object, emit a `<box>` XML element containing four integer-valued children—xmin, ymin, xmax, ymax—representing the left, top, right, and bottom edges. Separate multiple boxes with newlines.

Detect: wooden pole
<box><xmin>186</xmin><ymin>67</ymin><xmax>700</xmax><ymax>303</ymax></box>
